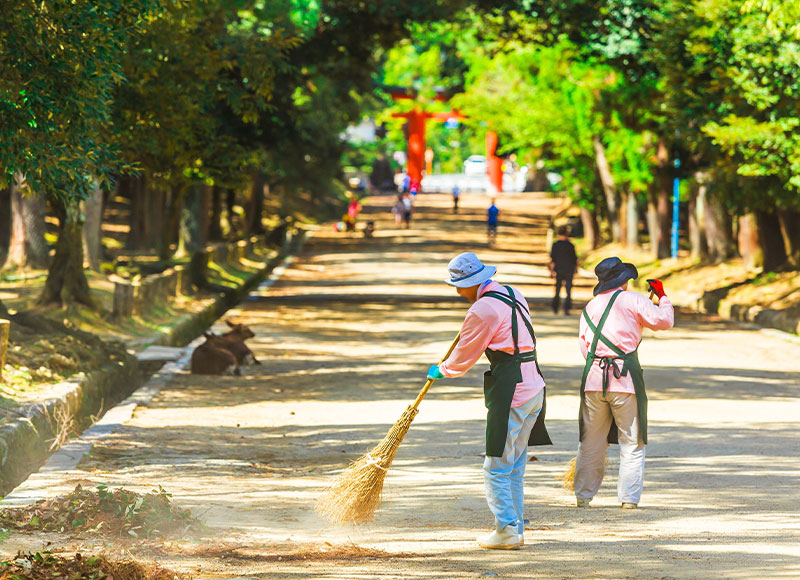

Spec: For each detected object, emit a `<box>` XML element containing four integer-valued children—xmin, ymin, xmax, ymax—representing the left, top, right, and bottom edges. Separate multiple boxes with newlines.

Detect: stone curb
<box><xmin>0</xmin><ymin>227</ymin><xmax>309</xmax><ymax>498</ymax></box>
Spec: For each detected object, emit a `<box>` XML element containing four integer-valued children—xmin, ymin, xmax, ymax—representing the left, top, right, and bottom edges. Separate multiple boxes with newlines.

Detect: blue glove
<box><xmin>427</xmin><ymin>364</ymin><xmax>445</xmax><ymax>381</ymax></box>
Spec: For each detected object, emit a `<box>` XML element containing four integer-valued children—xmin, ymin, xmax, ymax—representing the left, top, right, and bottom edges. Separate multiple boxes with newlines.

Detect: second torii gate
<box><xmin>388</xmin><ymin>88</ymin><xmax>465</xmax><ymax>191</ymax></box>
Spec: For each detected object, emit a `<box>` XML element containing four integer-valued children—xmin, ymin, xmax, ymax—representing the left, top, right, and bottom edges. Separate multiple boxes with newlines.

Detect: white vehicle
<box><xmin>463</xmin><ymin>155</ymin><xmax>487</xmax><ymax>176</ymax></box>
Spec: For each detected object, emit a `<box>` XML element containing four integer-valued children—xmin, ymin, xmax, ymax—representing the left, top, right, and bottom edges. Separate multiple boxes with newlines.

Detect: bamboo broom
<box><xmin>315</xmin><ymin>333</ymin><xmax>460</xmax><ymax>525</ymax></box>
<box><xmin>560</xmin><ymin>288</ymin><xmax>655</xmax><ymax>491</ymax></box>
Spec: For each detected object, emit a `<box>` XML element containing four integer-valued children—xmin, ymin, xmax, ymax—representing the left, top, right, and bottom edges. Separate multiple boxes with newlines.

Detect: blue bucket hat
<box><xmin>445</xmin><ymin>252</ymin><xmax>497</xmax><ymax>288</ymax></box>
<box><xmin>593</xmin><ymin>257</ymin><xmax>638</xmax><ymax>296</ymax></box>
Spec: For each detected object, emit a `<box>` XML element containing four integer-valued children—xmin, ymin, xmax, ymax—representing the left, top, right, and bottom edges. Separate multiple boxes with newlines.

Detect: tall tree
<box><xmin>0</xmin><ymin>0</ymin><xmax>154</xmax><ymax>305</ymax></box>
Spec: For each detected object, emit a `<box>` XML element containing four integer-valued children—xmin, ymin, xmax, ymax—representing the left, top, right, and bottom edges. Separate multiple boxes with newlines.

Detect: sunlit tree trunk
<box><xmin>4</xmin><ymin>173</ymin><xmax>49</xmax><ymax>270</ymax></box>
<box><xmin>620</xmin><ymin>188</ymin><xmax>639</xmax><ymax>249</ymax></box>
<box><xmin>161</xmin><ymin>184</ymin><xmax>186</xmax><ymax>260</ymax></box>
<box><xmin>580</xmin><ymin>206</ymin><xmax>600</xmax><ymax>249</ymax></box>
<box><xmin>82</xmin><ymin>180</ymin><xmax>104</xmax><ymax>270</ymax></box>
<box><xmin>704</xmin><ymin>191</ymin><xmax>735</xmax><ymax>263</ymax></box>
<box><xmin>39</xmin><ymin>198</ymin><xmax>94</xmax><ymax>307</ymax></box>
<box><xmin>653</xmin><ymin>138</ymin><xmax>672</xmax><ymax>259</ymax></box>
<box><xmin>593</xmin><ymin>136</ymin><xmax>621</xmax><ymax>243</ymax></box>
<box><xmin>645</xmin><ymin>195</ymin><xmax>660</xmax><ymax>260</ymax></box>
<box><xmin>689</xmin><ymin>175</ymin><xmax>708</xmax><ymax>261</ymax></box>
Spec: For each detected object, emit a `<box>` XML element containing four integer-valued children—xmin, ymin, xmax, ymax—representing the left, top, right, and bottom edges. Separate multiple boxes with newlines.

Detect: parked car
<box><xmin>463</xmin><ymin>155</ymin><xmax>487</xmax><ymax>176</ymax></box>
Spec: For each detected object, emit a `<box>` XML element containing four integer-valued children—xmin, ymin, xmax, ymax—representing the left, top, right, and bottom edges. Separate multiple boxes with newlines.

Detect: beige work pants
<box><xmin>574</xmin><ymin>391</ymin><xmax>646</xmax><ymax>505</ymax></box>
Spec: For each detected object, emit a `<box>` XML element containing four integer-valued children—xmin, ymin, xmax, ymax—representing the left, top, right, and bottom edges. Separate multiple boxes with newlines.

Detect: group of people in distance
<box><xmin>426</xmin><ymin>251</ymin><xmax>673</xmax><ymax>550</ymax></box>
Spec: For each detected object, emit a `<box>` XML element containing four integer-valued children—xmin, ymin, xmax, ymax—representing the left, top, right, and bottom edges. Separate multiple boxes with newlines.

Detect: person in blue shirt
<box><xmin>452</xmin><ymin>185</ymin><xmax>460</xmax><ymax>214</ymax></box>
<box><xmin>487</xmin><ymin>199</ymin><xmax>499</xmax><ymax>244</ymax></box>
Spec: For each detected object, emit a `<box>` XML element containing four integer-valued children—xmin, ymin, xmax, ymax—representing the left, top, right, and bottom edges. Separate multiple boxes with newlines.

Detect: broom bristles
<box><xmin>559</xmin><ymin>457</ymin><xmax>577</xmax><ymax>491</ymax></box>
<box><xmin>315</xmin><ymin>405</ymin><xmax>419</xmax><ymax>525</ymax></box>
<box><xmin>558</xmin><ymin>454</ymin><xmax>610</xmax><ymax>492</ymax></box>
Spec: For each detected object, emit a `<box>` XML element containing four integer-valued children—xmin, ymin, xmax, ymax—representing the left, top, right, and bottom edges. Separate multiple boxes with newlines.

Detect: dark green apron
<box><xmin>579</xmin><ymin>290</ymin><xmax>648</xmax><ymax>445</ymax></box>
<box><xmin>482</xmin><ymin>286</ymin><xmax>552</xmax><ymax>457</ymax></box>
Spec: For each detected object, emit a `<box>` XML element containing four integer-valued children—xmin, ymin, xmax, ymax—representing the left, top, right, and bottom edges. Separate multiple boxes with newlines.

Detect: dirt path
<box><xmin>3</xmin><ymin>192</ymin><xmax>800</xmax><ymax>579</ymax></box>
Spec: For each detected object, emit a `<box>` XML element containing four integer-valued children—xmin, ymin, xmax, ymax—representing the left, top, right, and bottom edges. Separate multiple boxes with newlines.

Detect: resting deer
<box><xmin>218</xmin><ymin>319</ymin><xmax>260</xmax><ymax>365</ymax></box>
<box><xmin>190</xmin><ymin>332</ymin><xmax>241</xmax><ymax>375</ymax></box>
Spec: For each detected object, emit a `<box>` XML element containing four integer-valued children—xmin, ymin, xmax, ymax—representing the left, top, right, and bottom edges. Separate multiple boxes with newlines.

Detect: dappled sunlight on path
<box><xmin>3</xmin><ymin>192</ymin><xmax>799</xmax><ymax>579</ymax></box>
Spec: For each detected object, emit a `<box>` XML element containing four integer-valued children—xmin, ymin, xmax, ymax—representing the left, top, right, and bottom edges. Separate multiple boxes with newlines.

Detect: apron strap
<box><xmin>582</xmin><ymin>290</ymin><xmax>623</xmax><ymax>395</ymax></box>
<box><xmin>483</xmin><ymin>286</ymin><xmax>537</xmax><ymax>356</ymax></box>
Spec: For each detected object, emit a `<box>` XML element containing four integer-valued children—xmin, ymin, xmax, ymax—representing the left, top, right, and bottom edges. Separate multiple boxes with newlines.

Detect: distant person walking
<box><xmin>401</xmin><ymin>192</ymin><xmax>414</xmax><ymax>228</ymax></box>
<box><xmin>452</xmin><ymin>185</ymin><xmax>460</xmax><ymax>214</ymax></box>
<box><xmin>549</xmin><ymin>226</ymin><xmax>577</xmax><ymax>315</ymax></box>
<box><xmin>487</xmin><ymin>199</ymin><xmax>499</xmax><ymax>245</ymax></box>
<box><xmin>391</xmin><ymin>195</ymin><xmax>404</xmax><ymax>226</ymax></box>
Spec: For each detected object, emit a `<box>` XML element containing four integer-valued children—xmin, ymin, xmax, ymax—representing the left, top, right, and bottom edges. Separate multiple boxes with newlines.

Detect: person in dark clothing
<box><xmin>549</xmin><ymin>225</ymin><xmax>577</xmax><ymax>315</ymax></box>
<box><xmin>487</xmin><ymin>199</ymin><xmax>499</xmax><ymax>245</ymax></box>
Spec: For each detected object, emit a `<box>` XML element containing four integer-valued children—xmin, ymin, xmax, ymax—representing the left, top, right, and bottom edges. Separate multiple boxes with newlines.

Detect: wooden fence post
<box><xmin>0</xmin><ymin>319</ymin><xmax>9</xmax><ymax>381</ymax></box>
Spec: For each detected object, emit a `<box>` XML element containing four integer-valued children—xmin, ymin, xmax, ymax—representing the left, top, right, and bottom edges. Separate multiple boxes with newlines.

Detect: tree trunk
<box><xmin>181</xmin><ymin>184</ymin><xmax>210</xmax><ymax>288</ymax></box>
<box><xmin>225</xmin><ymin>188</ymin><xmax>238</xmax><ymax>238</ymax></box>
<box><xmin>39</xmin><ymin>199</ymin><xmax>94</xmax><ymax>307</ymax></box>
<box><xmin>755</xmin><ymin>210</ymin><xmax>788</xmax><ymax>271</ymax></box>
<box><xmin>738</xmin><ymin>213</ymin><xmax>761</xmax><ymax>270</ymax></box>
<box><xmin>247</xmin><ymin>174</ymin><xmax>266</xmax><ymax>236</ymax></box>
<box><xmin>653</xmin><ymin>138</ymin><xmax>672</xmax><ymax>258</ymax></box>
<box><xmin>209</xmin><ymin>185</ymin><xmax>224</xmax><ymax>241</ymax></box>
<box><xmin>160</xmin><ymin>185</ymin><xmax>185</xmax><ymax>260</ymax></box>
<box><xmin>619</xmin><ymin>189</ymin><xmax>628</xmax><ymax>245</ymax></box>
<box><xmin>646</xmin><ymin>196</ymin><xmax>660</xmax><ymax>260</ymax></box>
<box><xmin>0</xmin><ymin>187</ymin><xmax>11</xmax><ymax>263</ymax></box>
<box><xmin>624</xmin><ymin>189</ymin><xmax>639</xmax><ymax>248</ymax></box>
<box><xmin>704</xmin><ymin>191</ymin><xmax>735</xmax><ymax>262</ymax></box>
<box><xmin>82</xmin><ymin>180</ymin><xmax>104</xmax><ymax>270</ymax></box>
<box><xmin>4</xmin><ymin>174</ymin><xmax>49</xmax><ymax>269</ymax></box>
<box><xmin>580</xmin><ymin>206</ymin><xmax>600</xmax><ymax>249</ymax></box>
<box><xmin>776</xmin><ymin>209</ymin><xmax>800</xmax><ymax>268</ymax></box>
<box><xmin>690</xmin><ymin>175</ymin><xmax>709</xmax><ymax>261</ymax></box>
<box><xmin>593</xmin><ymin>136</ymin><xmax>621</xmax><ymax>243</ymax></box>
<box><xmin>125</xmin><ymin>174</ymin><xmax>146</xmax><ymax>250</ymax></box>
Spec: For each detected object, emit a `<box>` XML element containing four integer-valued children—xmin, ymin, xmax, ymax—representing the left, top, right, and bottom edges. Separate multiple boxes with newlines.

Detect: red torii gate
<box><xmin>485</xmin><ymin>130</ymin><xmax>504</xmax><ymax>195</ymax></box>
<box><xmin>388</xmin><ymin>87</ymin><xmax>466</xmax><ymax>191</ymax></box>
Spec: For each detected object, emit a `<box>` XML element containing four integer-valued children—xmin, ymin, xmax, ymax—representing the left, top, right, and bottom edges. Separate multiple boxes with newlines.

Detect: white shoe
<box><xmin>477</xmin><ymin>525</ymin><xmax>521</xmax><ymax>550</ymax></box>
<box><xmin>621</xmin><ymin>502</ymin><xmax>638</xmax><ymax>509</ymax></box>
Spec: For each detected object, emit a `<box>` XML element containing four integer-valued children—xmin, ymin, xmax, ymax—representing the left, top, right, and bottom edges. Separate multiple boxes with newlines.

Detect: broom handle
<box><xmin>410</xmin><ymin>332</ymin><xmax>461</xmax><ymax>411</ymax></box>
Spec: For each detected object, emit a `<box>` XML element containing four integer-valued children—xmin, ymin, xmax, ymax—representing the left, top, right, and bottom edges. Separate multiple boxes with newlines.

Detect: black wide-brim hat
<box><xmin>593</xmin><ymin>257</ymin><xmax>638</xmax><ymax>296</ymax></box>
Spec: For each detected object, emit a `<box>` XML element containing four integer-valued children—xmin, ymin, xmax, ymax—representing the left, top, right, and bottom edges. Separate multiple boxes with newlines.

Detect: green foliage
<box><xmin>0</xmin><ymin>0</ymin><xmax>156</xmax><ymax>202</ymax></box>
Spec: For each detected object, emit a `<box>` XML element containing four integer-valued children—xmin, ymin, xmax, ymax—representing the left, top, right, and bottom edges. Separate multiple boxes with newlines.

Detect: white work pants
<box><xmin>574</xmin><ymin>391</ymin><xmax>646</xmax><ymax>505</ymax></box>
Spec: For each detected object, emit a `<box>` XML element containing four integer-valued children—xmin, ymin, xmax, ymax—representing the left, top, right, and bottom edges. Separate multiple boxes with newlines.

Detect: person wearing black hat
<box><xmin>574</xmin><ymin>257</ymin><xmax>673</xmax><ymax>509</ymax></box>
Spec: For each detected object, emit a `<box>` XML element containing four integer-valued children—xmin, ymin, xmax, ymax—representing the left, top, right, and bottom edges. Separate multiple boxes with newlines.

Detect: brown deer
<box><xmin>190</xmin><ymin>332</ymin><xmax>241</xmax><ymax>375</ymax></box>
<box><xmin>218</xmin><ymin>319</ymin><xmax>260</xmax><ymax>365</ymax></box>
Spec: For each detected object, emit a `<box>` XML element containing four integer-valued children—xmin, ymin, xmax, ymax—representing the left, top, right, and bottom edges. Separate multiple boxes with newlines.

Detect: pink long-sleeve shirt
<box><xmin>579</xmin><ymin>288</ymin><xmax>674</xmax><ymax>393</ymax></box>
<box><xmin>439</xmin><ymin>281</ymin><xmax>545</xmax><ymax>407</ymax></box>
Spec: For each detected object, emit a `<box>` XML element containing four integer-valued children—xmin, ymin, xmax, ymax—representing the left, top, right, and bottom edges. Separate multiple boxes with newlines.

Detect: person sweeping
<box><xmin>427</xmin><ymin>252</ymin><xmax>551</xmax><ymax>550</ymax></box>
<box><xmin>574</xmin><ymin>257</ymin><xmax>673</xmax><ymax>509</ymax></box>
